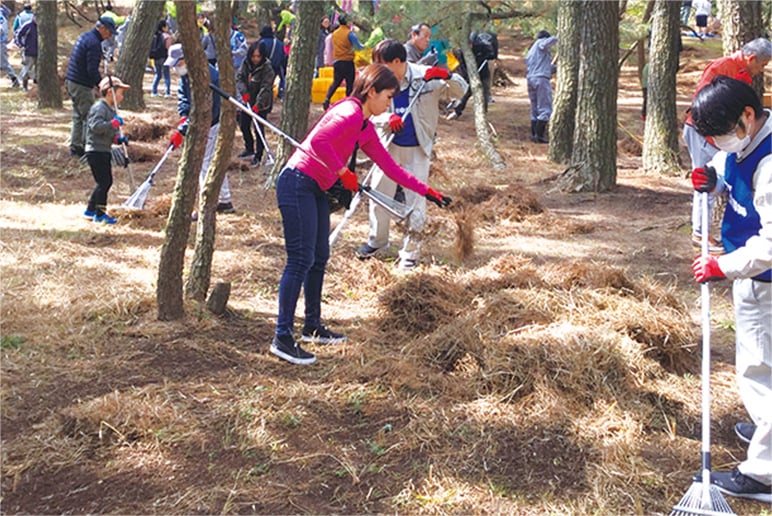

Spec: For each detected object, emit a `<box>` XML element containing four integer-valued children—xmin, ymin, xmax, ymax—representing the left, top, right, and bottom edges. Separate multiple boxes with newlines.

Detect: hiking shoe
<box><xmin>216</xmin><ymin>202</ymin><xmax>236</xmax><ymax>214</ymax></box>
<box><xmin>692</xmin><ymin>233</ymin><xmax>725</xmax><ymax>255</ymax></box>
<box><xmin>397</xmin><ymin>258</ymin><xmax>418</xmax><ymax>271</ymax></box>
<box><xmin>735</xmin><ymin>422</ymin><xmax>756</xmax><ymax>444</ymax></box>
<box><xmin>356</xmin><ymin>243</ymin><xmax>383</xmax><ymax>260</ymax></box>
<box><xmin>270</xmin><ymin>334</ymin><xmax>316</xmax><ymax>365</ymax></box>
<box><xmin>83</xmin><ymin>209</ymin><xmax>96</xmax><ymax>219</ymax></box>
<box><xmin>446</xmin><ymin>111</ymin><xmax>459</xmax><ymax>121</ymax></box>
<box><xmin>693</xmin><ymin>468</ymin><xmax>772</xmax><ymax>503</ymax></box>
<box><xmin>238</xmin><ymin>150</ymin><xmax>255</xmax><ymax>159</ymax></box>
<box><xmin>93</xmin><ymin>213</ymin><xmax>117</xmax><ymax>224</ymax></box>
<box><xmin>251</xmin><ymin>154</ymin><xmax>262</xmax><ymax>167</ymax></box>
<box><xmin>301</xmin><ymin>325</ymin><xmax>347</xmax><ymax>345</ymax></box>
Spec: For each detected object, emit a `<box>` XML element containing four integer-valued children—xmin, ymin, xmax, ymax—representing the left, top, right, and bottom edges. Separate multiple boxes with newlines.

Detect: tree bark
<box><xmin>37</xmin><ymin>0</ymin><xmax>62</xmax><ymax>109</ymax></box>
<box><xmin>642</xmin><ymin>0</ymin><xmax>681</xmax><ymax>176</ymax></box>
<box><xmin>185</xmin><ymin>1</ymin><xmax>237</xmax><ymax>301</ymax></box>
<box><xmin>114</xmin><ymin>0</ymin><xmax>165</xmax><ymax>110</ymax></box>
<box><xmin>718</xmin><ymin>0</ymin><xmax>764</xmax><ymax>96</ymax></box>
<box><xmin>156</xmin><ymin>0</ymin><xmax>210</xmax><ymax>321</ymax></box>
<box><xmin>559</xmin><ymin>0</ymin><xmax>619</xmax><ymax>193</ymax></box>
<box><xmin>548</xmin><ymin>0</ymin><xmax>581</xmax><ymax>165</ymax></box>
<box><xmin>266</xmin><ymin>0</ymin><xmax>326</xmax><ymax>187</ymax></box>
<box><xmin>461</xmin><ymin>12</ymin><xmax>506</xmax><ymax>172</ymax></box>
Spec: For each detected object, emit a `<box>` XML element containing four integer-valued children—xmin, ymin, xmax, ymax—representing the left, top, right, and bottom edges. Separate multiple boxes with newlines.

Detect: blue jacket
<box><xmin>15</xmin><ymin>19</ymin><xmax>36</xmax><ymax>57</ymax></box>
<box><xmin>177</xmin><ymin>64</ymin><xmax>221</xmax><ymax>132</ymax></box>
<box><xmin>66</xmin><ymin>28</ymin><xmax>104</xmax><ymax>87</ymax></box>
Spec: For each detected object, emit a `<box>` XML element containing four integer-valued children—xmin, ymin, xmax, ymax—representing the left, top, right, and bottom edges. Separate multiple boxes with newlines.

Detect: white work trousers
<box><xmin>733</xmin><ymin>278</ymin><xmax>772</xmax><ymax>485</ymax></box>
<box><xmin>367</xmin><ymin>144</ymin><xmax>429</xmax><ymax>262</ymax></box>
<box><xmin>200</xmin><ymin>123</ymin><xmax>231</xmax><ymax>204</ymax></box>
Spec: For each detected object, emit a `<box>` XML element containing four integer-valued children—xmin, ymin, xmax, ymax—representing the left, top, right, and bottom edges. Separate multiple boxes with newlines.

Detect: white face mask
<box><xmin>175</xmin><ymin>65</ymin><xmax>188</xmax><ymax>76</ymax></box>
<box><xmin>713</xmin><ymin>132</ymin><xmax>750</xmax><ymax>154</ymax></box>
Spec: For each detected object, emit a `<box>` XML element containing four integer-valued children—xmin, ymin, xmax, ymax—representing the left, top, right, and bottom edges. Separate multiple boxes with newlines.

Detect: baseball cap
<box><xmin>97</xmin><ymin>16</ymin><xmax>117</xmax><ymax>34</ymax></box>
<box><xmin>98</xmin><ymin>75</ymin><xmax>130</xmax><ymax>92</ymax></box>
<box><xmin>164</xmin><ymin>43</ymin><xmax>184</xmax><ymax>67</ymax></box>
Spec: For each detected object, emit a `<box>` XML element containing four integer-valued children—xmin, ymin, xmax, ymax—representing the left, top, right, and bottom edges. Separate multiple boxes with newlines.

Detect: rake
<box><xmin>247</xmin><ymin>101</ymin><xmax>276</xmax><ymax>174</ymax></box>
<box><xmin>210</xmin><ymin>83</ymin><xmax>413</xmax><ymax>222</ymax></box>
<box><xmin>670</xmin><ymin>192</ymin><xmax>734</xmax><ymax>516</ymax></box>
<box><xmin>121</xmin><ymin>143</ymin><xmax>175</xmax><ymax>210</ymax></box>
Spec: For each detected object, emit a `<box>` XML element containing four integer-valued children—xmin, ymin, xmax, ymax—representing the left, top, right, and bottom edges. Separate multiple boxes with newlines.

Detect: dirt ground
<box><xmin>1</xmin><ymin>21</ymin><xmax>767</xmax><ymax>516</ymax></box>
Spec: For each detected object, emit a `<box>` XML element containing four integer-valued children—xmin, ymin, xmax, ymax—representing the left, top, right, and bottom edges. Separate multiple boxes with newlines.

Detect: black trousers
<box><xmin>325</xmin><ymin>60</ymin><xmax>355</xmax><ymax>103</ymax></box>
<box><xmin>239</xmin><ymin>108</ymin><xmax>269</xmax><ymax>158</ymax></box>
<box><xmin>86</xmin><ymin>151</ymin><xmax>112</xmax><ymax>215</ymax></box>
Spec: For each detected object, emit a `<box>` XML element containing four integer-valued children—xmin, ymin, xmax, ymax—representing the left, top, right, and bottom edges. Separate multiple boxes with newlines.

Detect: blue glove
<box><xmin>115</xmin><ymin>135</ymin><xmax>129</xmax><ymax>145</ymax></box>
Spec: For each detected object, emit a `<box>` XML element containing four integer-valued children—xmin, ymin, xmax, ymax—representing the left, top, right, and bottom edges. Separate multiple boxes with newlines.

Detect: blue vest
<box><xmin>392</xmin><ymin>87</ymin><xmax>418</xmax><ymax>147</ymax></box>
<box><xmin>721</xmin><ymin>133</ymin><xmax>772</xmax><ymax>282</ymax></box>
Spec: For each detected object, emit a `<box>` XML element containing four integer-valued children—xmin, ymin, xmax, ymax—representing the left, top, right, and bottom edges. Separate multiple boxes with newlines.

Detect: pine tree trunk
<box><xmin>114</xmin><ymin>0</ymin><xmax>165</xmax><ymax>110</ymax></box>
<box><xmin>548</xmin><ymin>0</ymin><xmax>581</xmax><ymax>165</ymax></box>
<box><xmin>185</xmin><ymin>1</ymin><xmax>238</xmax><ymax>301</ymax></box>
<box><xmin>718</xmin><ymin>0</ymin><xmax>764</xmax><ymax>95</ymax></box>
<box><xmin>642</xmin><ymin>0</ymin><xmax>681</xmax><ymax>176</ymax></box>
<box><xmin>156</xmin><ymin>0</ymin><xmax>211</xmax><ymax>321</ymax></box>
<box><xmin>560</xmin><ymin>0</ymin><xmax>619</xmax><ymax>193</ymax></box>
<box><xmin>265</xmin><ymin>0</ymin><xmax>325</xmax><ymax>187</ymax></box>
<box><xmin>37</xmin><ymin>0</ymin><xmax>62</xmax><ymax>109</ymax></box>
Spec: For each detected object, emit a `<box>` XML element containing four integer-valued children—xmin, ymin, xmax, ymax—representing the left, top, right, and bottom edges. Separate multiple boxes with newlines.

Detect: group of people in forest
<box><xmin>3</xmin><ymin>2</ymin><xmax>769</xmax><ymax>504</ymax></box>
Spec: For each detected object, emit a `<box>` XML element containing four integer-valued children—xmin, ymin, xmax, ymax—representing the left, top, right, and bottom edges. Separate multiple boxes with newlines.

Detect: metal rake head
<box><xmin>670</xmin><ymin>482</ymin><xmax>735</xmax><ymax>516</ymax></box>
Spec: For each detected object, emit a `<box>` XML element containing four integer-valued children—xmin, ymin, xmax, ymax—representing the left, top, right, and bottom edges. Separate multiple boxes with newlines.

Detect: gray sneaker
<box><xmin>356</xmin><ymin>243</ymin><xmax>382</xmax><ymax>260</ymax></box>
<box><xmin>734</xmin><ymin>422</ymin><xmax>756</xmax><ymax>444</ymax></box>
<box><xmin>270</xmin><ymin>334</ymin><xmax>316</xmax><ymax>365</ymax></box>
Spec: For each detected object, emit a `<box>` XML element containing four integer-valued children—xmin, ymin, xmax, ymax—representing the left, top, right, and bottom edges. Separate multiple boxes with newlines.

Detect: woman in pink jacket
<box><xmin>271</xmin><ymin>63</ymin><xmax>450</xmax><ymax>365</ymax></box>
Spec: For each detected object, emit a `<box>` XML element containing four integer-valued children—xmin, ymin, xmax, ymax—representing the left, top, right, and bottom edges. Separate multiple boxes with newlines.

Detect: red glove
<box><xmin>691</xmin><ymin>166</ymin><xmax>717</xmax><ymax>193</ymax></box>
<box><xmin>111</xmin><ymin>118</ymin><xmax>121</xmax><ymax>129</ymax></box>
<box><xmin>169</xmin><ymin>130</ymin><xmax>184</xmax><ymax>150</ymax></box>
<box><xmin>339</xmin><ymin>169</ymin><xmax>359</xmax><ymax>191</ymax></box>
<box><xmin>425</xmin><ymin>187</ymin><xmax>451</xmax><ymax>207</ymax></box>
<box><xmin>241</xmin><ymin>93</ymin><xmax>250</xmax><ymax>104</ymax></box>
<box><xmin>388</xmin><ymin>113</ymin><xmax>404</xmax><ymax>133</ymax></box>
<box><xmin>252</xmin><ymin>104</ymin><xmax>260</xmax><ymax>113</ymax></box>
<box><xmin>424</xmin><ymin>67</ymin><xmax>450</xmax><ymax>81</ymax></box>
<box><xmin>176</xmin><ymin>116</ymin><xmax>188</xmax><ymax>132</ymax></box>
<box><xmin>692</xmin><ymin>255</ymin><xmax>725</xmax><ymax>283</ymax></box>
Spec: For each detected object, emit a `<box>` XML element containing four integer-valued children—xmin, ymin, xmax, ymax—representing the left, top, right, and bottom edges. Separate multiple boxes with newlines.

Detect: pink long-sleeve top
<box><xmin>285</xmin><ymin>97</ymin><xmax>430</xmax><ymax>195</ymax></box>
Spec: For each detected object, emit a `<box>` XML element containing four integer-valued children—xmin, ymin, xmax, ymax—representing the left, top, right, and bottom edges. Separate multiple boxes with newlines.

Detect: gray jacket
<box><xmin>85</xmin><ymin>99</ymin><xmax>118</xmax><ymax>153</ymax></box>
<box><xmin>373</xmin><ymin>61</ymin><xmax>468</xmax><ymax>158</ymax></box>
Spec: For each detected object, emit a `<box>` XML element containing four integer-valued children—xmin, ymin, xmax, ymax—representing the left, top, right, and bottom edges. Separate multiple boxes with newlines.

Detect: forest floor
<box><xmin>1</xmin><ymin>19</ymin><xmax>768</xmax><ymax>516</ymax></box>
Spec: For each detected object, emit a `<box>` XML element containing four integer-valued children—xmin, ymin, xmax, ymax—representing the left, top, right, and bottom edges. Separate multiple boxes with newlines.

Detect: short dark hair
<box><xmin>351</xmin><ymin>63</ymin><xmax>399</xmax><ymax>104</ymax></box>
<box><xmin>372</xmin><ymin>39</ymin><xmax>406</xmax><ymax>64</ymax></box>
<box><xmin>410</xmin><ymin>22</ymin><xmax>429</xmax><ymax>36</ymax></box>
<box><xmin>691</xmin><ymin>76</ymin><xmax>763</xmax><ymax>137</ymax></box>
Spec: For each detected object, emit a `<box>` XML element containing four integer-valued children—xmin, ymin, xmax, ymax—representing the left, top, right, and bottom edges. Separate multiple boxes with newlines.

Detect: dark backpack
<box><xmin>149</xmin><ymin>32</ymin><xmax>166</xmax><ymax>59</ymax></box>
<box><xmin>472</xmin><ymin>32</ymin><xmax>497</xmax><ymax>61</ymax></box>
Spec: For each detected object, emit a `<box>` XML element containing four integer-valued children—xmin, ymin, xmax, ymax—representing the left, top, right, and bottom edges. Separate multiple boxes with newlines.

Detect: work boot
<box><xmin>535</xmin><ymin>120</ymin><xmax>549</xmax><ymax>144</ymax></box>
<box><xmin>530</xmin><ymin>120</ymin><xmax>538</xmax><ymax>142</ymax></box>
<box><xmin>22</xmin><ymin>78</ymin><xmax>28</xmax><ymax>92</ymax></box>
<box><xmin>322</xmin><ymin>99</ymin><xmax>330</xmax><ymax>111</ymax></box>
<box><xmin>10</xmin><ymin>76</ymin><xmax>19</xmax><ymax>89</ymax></box>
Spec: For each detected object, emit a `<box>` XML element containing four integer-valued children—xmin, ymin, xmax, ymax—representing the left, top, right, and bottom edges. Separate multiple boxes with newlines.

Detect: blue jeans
<box><xmin>276</xmin><ymin>168</ymin><xmax>330</xmax><ymax>337</ymax></box>
<box><xmin>152</xmin><ymin>61</ymin><xmax>170</xmax><ymax>95</ymax></box>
